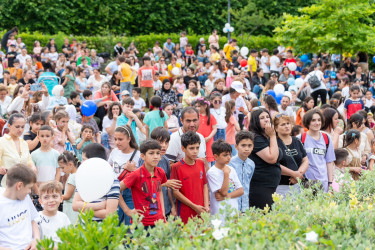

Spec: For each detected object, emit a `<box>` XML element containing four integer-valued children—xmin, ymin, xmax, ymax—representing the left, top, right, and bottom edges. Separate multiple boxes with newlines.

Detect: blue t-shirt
<box><xmin>116</xmin><ymin>114</ymin><xmax>139</xmax><ymax>145</ymax></box>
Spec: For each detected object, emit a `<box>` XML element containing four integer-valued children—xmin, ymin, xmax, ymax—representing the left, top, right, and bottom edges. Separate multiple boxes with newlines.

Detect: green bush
<box><xmin>0</xmin><ymin>31</ymin><xmax>278</xmax><ymax>56</ymax></box>
<box><xmin>39</xmin><ymin>170</ymin><xmax>375</xmax><ymax>249</ymax></box>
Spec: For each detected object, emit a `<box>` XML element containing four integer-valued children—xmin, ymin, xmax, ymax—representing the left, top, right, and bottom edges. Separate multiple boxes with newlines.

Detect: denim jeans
<box><xmin>120</xmin><ymin>81</ymin><xmax>132</xmax><ymax>98</ymax></box>
<box><xmin>198</xmin><ymin>75</ymin><xmax>208</xmax><ymax>86</ymax></box>
<box><xmin>118</xmin><ymin>189</ymin><xmax>134</xmax><ymax>226</ymax></box>
<box><xmin>252</xmin><ymin>85</ymin><xmax>262</xmax><ymax>97</ymax></box>
<box><xmin>214</xmin><ymin>128</ymin><xmax>226</xmax><ymax>141</ymax></box>
<box><xmin>101</xmin><ymin>131</ymin><xmax>110</xmax><ymax>150</ymax></box>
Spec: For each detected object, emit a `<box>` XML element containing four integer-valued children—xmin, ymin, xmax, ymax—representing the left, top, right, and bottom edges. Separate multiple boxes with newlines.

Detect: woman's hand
<box><xmin>264</xmin><ymin>122</ymin><xmax>276</xmax><ymax>137</ymax></box>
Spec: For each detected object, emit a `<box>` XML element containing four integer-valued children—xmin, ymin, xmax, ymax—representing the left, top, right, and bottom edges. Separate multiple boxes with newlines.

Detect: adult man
<box><xmin>278</xmin><ymin>96</ymin><xmax>295</xmax><ymax>118</ymax></box>
<box><xmin>62</xmin><ymin>38</ymin><xmax>70</xmax><ymax>57</ymax></box>
<box><xmin>105</xmin><ymin>57</ymin><xmax>120</xmax><ymax>77</ymax></box>
<box><xmin>1</xmin><ymin>27</ymin><xmax>18</xmax><ymax>53</ymax></box>
<box><xmin>113</xmin><ymin>42</ymin><xmax>125</xmax><ymax>57</ymax></box>
<box><xmin>270</xmin><ymin>49</ymin><xmax>281</xmax><ymax>76</ymax></box>
<box><xmin>16</xmin><ymin>48</ymin><xmax>31</xmax><ymax>68</ymax></box>
<box><xmin>163</xmin><ymin>38</ymin><xmax>175</xmax><ymax>62</ymax></box>
<box><xmin>89</xmin><ymin>49</ymin><xmax>104</xmax><ymax>69</ymax></box>
<box><xmin>165</xmin><ymin>107</ymin><xmax>206</xmax><ymax>164</ymax></box>
<box><xmin>221</xmin><ymin>81</ymin><xmax>249</xmax><ymax>120</ymax></box>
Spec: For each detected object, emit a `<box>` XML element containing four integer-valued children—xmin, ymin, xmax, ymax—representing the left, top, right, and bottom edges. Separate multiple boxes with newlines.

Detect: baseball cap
<box><xmin>121</xmin><ymin>90</ymin><xmax>130</xmax><ymax>96</ymax></box>
<box><xmin>231</xmin><ymin>81</ymin><xmax>245</xmax><ymax>94</ymax></box>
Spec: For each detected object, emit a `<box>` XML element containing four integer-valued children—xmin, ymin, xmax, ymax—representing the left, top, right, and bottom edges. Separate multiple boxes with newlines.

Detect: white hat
<box><xmin>231</xmin><ymin>81</ymin><xmax>245</xmax><ymax>94</ymax></box>
<box><xmin>121</xmin><ymin>90</ymin><xmax>130</xmax><ymax>96</ymax></box>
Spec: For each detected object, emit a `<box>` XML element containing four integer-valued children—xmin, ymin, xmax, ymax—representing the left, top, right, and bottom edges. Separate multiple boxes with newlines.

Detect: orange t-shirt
<box><xmin>197</xmin><ymin>114</ymin><xmax>217</xmax><ymax>162</ymax></box>
<box><xmin>296</xmin><ymin>108</ymin><xmax>308</xmax><ymax>132</ymax></box>
<box><xmin>226</xmin><ymin>115</ymin><xmax>236</xmax><ymax>145</ymax></box>
<box><xmin>8</xmin><ymin>68</ymin><xmax>23</xmax><ymax>81</ymax></box>
<box><xmin>138</xmin><ymin>66</ymin><xmax>155</xmax><ymax>88</ymax></box>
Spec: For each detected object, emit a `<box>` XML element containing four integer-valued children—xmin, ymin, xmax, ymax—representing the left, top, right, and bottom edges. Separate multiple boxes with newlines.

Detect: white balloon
<box><xmin>229</xmin><ymin>27</ymin><xmax>234</xmax><ymax>33</ymax></box>
<box><xmin>225</xmin><ymin>23</ymin><xmax>231</xmax><ymax>28</ymax></box>
<box><xmin>171</xmin><ymin>67</ymin><xmax>180</xmax><ymax>76</ymax></box>
<box><xmin>283</xmin><ymin>91</ymin><xmax>292</xmax><ymax>100</ymax></box>
<box><xmin>288</xmin><ymin>85</ymin><xmax>298</xmax><ymax>93</ymax></box>
<box><xmin>295</xmin><ymin>78</ymin><xmax>304</xmax><ymax>89</ymax></box>
<box><xmin>240</xmin><ymin>47</ymin><xmax>249</xmax><ymax>57</ymax></box>
<box><xmin>76</xmin><ymin>158</ymin><xmax>114</xmax><ymax>202</ymax></box>
<box><xmin>223</xmin><ymin>27</ymin><xmax>228</xmax><ymax>33</ymax></box>
<box><xmin>274</xmin><ymin>84</ymin><xmax>285</xmax><ymax>94</ymax></box>
<box><xmin>287</xmin><ymin>62</ymin><xmax>297</xmax><ymax>71</ymax></box>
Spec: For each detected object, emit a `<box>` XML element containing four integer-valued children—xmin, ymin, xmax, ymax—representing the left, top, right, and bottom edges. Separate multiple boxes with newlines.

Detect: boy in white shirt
<box><xmin>131</xmin><ymin>87</ymin><xmax>146</xmax><ymax>111</ymax></box>
<box><xmin>0</xmin><ymin>164</ymin><xmax>40</xmax><ymax>249</ymax></box>
<box><xmin>37</xmin><ymin>181</ymin><xmax>71</xmax><ymax>245</ymax></box>
<box><xmin>153</xmin><ymin>72</ymin><xmax>162</xmax><ymax>92</ymax></box>
<box><xmin>207</xmin><ymin>140</ymin><xmax>244</xmax><ymax>223</ymax></box>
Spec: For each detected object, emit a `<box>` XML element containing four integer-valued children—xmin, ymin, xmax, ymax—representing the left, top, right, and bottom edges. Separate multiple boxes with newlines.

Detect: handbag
<box><xmin>308</xmin><ymin>71</ymin><xmax>321</xmax><ymax>89</ymax></box>
<box><xmin>117</xmin><ymin>150</ymin><xmax>138</xmax><ymax>182</ymax></box>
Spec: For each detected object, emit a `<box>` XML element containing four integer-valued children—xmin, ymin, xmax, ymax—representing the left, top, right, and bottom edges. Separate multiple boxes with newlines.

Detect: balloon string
<box><xmin>74</xmin><ymin>201</ymin><xmax>87</xmax><ymax>227</ymax></box>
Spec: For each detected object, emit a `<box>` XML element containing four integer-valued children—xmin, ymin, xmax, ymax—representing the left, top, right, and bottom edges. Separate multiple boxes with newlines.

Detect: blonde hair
<box><xmin>39</xmin><ymin>181</ymin><xmax>63</xmax><ymax>196</ymax></box>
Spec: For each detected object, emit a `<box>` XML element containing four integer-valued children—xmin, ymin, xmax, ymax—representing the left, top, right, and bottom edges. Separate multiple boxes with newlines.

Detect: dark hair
<box><xmin>39</xmin><ymin>125</ymin><xmax>54</xmax><ymax>135</ymax></box>
<box><xmin>334</xmin><ymin>148</ymin><xmax>349</xmax><ymax>165</ymax></box>
<box><xmin>82</xmin><ymin>143</ymin><xmax>107</xmax><ymax>160</ymax></box>
<box><xmin>58</xmin><ymin>151</ymin><xmax>80</xmax><ymax>167</ymax></box>
<box><xmin>41</xmin><ymin>110</ymin><xmax>51</xmax><ymax>124</ymax></box>
<box><xmin>321</xmin><ymin>108</ymin><xmax>339</xmax><ymax>131</ymax></box>
<box><xmin>225</xmin><ymin>100</ymin><xmax>236</xmax><ymax>123</ymax></box>
<box><xmin>273</xmin><ymin>49</ymin><xmax>279</xmax><ymax>55</ymax></box>
<box><xmin>291</xmin><ymin>125</ymin><xmax>303</xmax><ymax>137</ymax></box>
<box><xmin>343</xmin><ymin>129</ymin><xmax>361</xmax><ymax>148</ymax></box>
<box><xmin>235</xmin><ymin>130</ymin><xmax>254</xmax><ymax>145</ymax></box>
<box><xmin>196</xmin><ymin>98</ymin><xmax>211</xmax><ymax>125</ymax></box>
<box><xmin>118</xmin><ymin>56</ymin><xmax>126</xmax><ymax>62</ymax></box>
<box><xmin>211</xmin><ymin>139</ymin><xmax>232</xmax><ymax>155</ymax></box>
<box><xmin>302</xmin><ymin>96</ymin><xmax>314</xmax><ymax>111</ymax></box>
<box><xmin>181</xmin><ymin>107</ymin><xmax>199</xmax><ymax>121</ymax></box>
<box><xmin>263</xmin><ymin>95</ymin><xmax>279</xmax><ymax>112</ymax></box>
<box><xmin>350</xmin><ymin>85</ymin><xmax>360</xmax><ymax>93</ymax></box>
<box><xmin>320</xmin><ymin>104</ymin><xmax>332</xmax><ymax>110</ymax></box>
<box><xmin>191</xmin><ymin>88</ymin><xmax>199</xmax><ymax>96</ymax></box>
<box><xmin>122</xmin><ymin>97</ymin><xmax>135</xmax><ymax>106</ymax></box>
<box><xmin>6</xmin><ymin>164</ymin><xmax>37</xmax><ymax>187</ymax></box>
<box><xmin>347</xmin><ymin>113</ymin><xmax>363</xmax><ymax>130</ymax></box>
<box><xmin>287</xmin><ymin>49</ymin><xmax>293</xmax><ymax>54</ymax></box>
<box><xmin>70</xmin><ymin>91</ymin><xmax>79</xmax><ymax>100</ymax></box>
<box><xmin>81</xmin><ymin>124</ymin><xmax>94</xmax><ymax>134</ymax></box>
<box><xmin>66</xmin><ymin>65</ymin><xmax>73</xmax><ymax>73</ymax></box>
<box><xmin>150</xmin><ymin>127</ymin><xmax>170</xmax><ymax>143</ymax></box>
<box><xmin>356</xmin><ymin>110</ymin><xmax>369</xmax><ymax>128</ymax></box>
<box><xmin>150</xmin><ymin>96</ymin><xmax>164</xmax><ymax>118</ymax></box>
<box><xmin>302</xmin><ymin>109</ymin><xmax>324</xmax><ymax>129</ymax></box>
<box><xmin>249</xmin><ymin>108</ymin><xmax>272</xmax><ymax>136</ymax></box>
<box><xmin>8</xmin><ymin>113</ymin><xmax>25</xmax><ymax>125</ymax></box>
<box><xmin>133</xmin><ymin>87</ymin><xmax>141</xmax><ymax>95</ymax></box>
<box><xmin>115</xmin><ymin>125</ymin><xmax>138</xmax><ymax>150</ymax></box>
<box><xmin>107</xmin><ymin>102</ymin><xmax>121</xmax><ymax>120</ymax></box>
<box><xmin>143</xmin><ymin>56</ymin><xmax>151</xmax><ymax>62</ymax></box>
<box><xmin>181</xmin><ymin>131</ymin><xmax>201</xmax><ymax>148</ymax></box>
<box><xmin>140</xmin><ymin>139</ymin><xmax>161</xmax><ymax>154</ymax></box>
<box><xmin>83</xmin><ymin>89</ymin><xmax>92</xmax><ymax>98</ymax></box>
<box><xmin>29</xmin><ymin>112</ymin><xmax>43</xmax><ymax>124</ymax></box>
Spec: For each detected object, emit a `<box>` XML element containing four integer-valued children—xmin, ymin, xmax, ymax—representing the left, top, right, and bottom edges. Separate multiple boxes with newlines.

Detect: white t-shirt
<box><xmin>132</xmin><ymin>97</ymin><xmax>146</xmax><ymax>110</ymax></box>
<box><xmin>16</xmin><ymin>54</ymin><xmax>31</xmax><ymax>67</ymax></box>
<box><xmin>260</xmin><ymin>56</ymin><xmax>270</xmax><ymax>73</ymax></box>
<box><xmin>165</xmin><ymin>128</ymin><xmax>206</xmax><ymax>162</ymax></box>
<box><xmin>108</xmin><ymin>148</ymin><xmax>141</xmax><ymax>176</ymax></box>
<box><xmin>31</xmin><ymin>148</ymin><xmax>60</xmax><ymax>182</ymax></box>
<box><xmin>0</xmin><ymin>96</ymin><xmax>12</xmax><ymax>117</ymax></box>
<box><xmin>48</xmin><ymin>52</ymin><xmax>59</xmax><ymax>62</ymax></box>
<box><xmin>207</xmin><ymin>166</ymin><xmax>242</xmax><ymax>221</ymax></box>
<box><xmin>36</xmin><ymin>211</ymin><xmax>71</xmax><ymax>244</ymax></box>
<box><xmin>0</xmin><ymin>195</ymin><xmax>38</xmax><ymax>249</ymax></box>
<box><xmin>342</xmin><ymin>86</ymin><xmax>350</xmax><ymax>100</ymax></box>
<box><xmin>270</xmin><ymin>55</ymin><xmax>280</xmax><ymax>72</ymax></box>
<box><xmin>180</xmin><ymin>37</ymin><xmax>188</xmax><ymax>48</ymax></box>
<box><xmin>204</xmin><ymin>79</ymin><xmax>214</xmax><ymax>94</ymax></box>
<box><xmin>153</xmin><ymin>80</ymin><xmax>162</xmax><ymax>91</ymax></box>
<box><xmin>88</xmin><ymin>75</ymin><xmax>106</xmax><ymax>92</ymax></box>
<box><xmin>210</xmin><ymin>107</ymin><xmax>227</xmax><ymax>129</ymax></box>
<box><xmin>304</xmin><ymin>70</ymin><xmax>326</xmax><ymax>93</ymax></box>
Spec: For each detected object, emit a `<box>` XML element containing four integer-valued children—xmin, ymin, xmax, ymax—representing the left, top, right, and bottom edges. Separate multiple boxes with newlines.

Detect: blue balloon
<box><xmin>81</xmin><ymin>100</ymin><xmax>97</xmax><ymax>117</ymax></box>
<box><xmin>373</xmin><ymin>56</ymin><xmax>375</xmax><ymax>64</ymax></box>
<box><xmin>287</xmin><ymin>78</ymin><xmax>295</xmax><ymax>86</ymax></box>
<box><xmin>275</xmin><ymin>93</ymin><xmax>283</xmax><ymax>104</ymax></box>
<box><xmin>301</xmin><ymin>54</ymin><xmax>308</xmax><ymax>63</ymax></box>
<box><xmin>266</xmin><ymin>90</ymin><xmax>276</xmax><ymax>98</ymax></box>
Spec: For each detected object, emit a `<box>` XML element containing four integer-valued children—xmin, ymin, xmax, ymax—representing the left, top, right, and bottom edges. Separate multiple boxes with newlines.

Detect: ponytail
<box><xmin>196</xmin><ymin>97</ymin><xmax>211</xmax><ymax>125</ymax></box>
<box><xmin>150</xmin><ymin>96</ymin><xmax>164</xmax><ymax>118</ymax></box>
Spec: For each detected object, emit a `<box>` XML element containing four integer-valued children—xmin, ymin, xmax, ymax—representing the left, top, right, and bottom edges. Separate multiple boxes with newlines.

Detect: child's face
<box><xmin>141</xmin><ymin>149</ymin><xmax>161</xmax><ymax>168</ymax></box>
<box><xmin>164</xmin><ymin>105</ymin><xmax>173</xmax><ymax>116</ymax></box>
<box><xmin>182</xmin><ymin>143</ymin><xmax>200</xmax><ymax>160</ymax></box>
<box><xmin>58</xmin><ymin>160</ymin><xmax>73</xmax><ymax>174</ymax></box>
<box><xmin>38</xmin><ymin>129</ymin><xmax>53</xmax><ymax>146</ymax></box>
<box><xmin>84</xmin><ymin>94</ymin><xmax>92</xmax><ymax>100</ymax></box>
<box><xmin>132</xmin><ymin>90</ymin><xmax>139</xmax><ymax>97</ymax></box>
<box><xmin>16</xmin><ymin>182</ymin><xmax>34</xmax><ymax>200</ymax></box>
<box><xmin>158</xmin><ymin>140</ymin><xmax>169</xmax><ymax>155</ymax></box>
<box><xmin>194</xmin><ymin>103</ymin><xmax>207</xmax><ymax>114</ymax></box>
<box><xmin>366</xmin><ymin>92</ymin><xmax>372</xmax><ymax>100</ymax></box>
<box><xmin>31</xmin><ymin>120</ymin><xmax>44</xmax><ymax>133</ymax></box>
<box><xmin>57</xmin><ymin>117</ymin><xmax>69</xmax><ymax>130</ymax></box>
<box><xmin>235</xmin><ymin>138</ymin><xmax>254</xmax><ymax>159</ymax></box>
<box><xmin>214</xmin><ymin>151</ymin><xmax>232</xmax><ymax>165</ymax></box>
<box><xmin>72</xmin><ymin>95</ymin><xmax>80</xmax><ymax>103</ymax></box>
<box><xmin>82</xmin><ymin>128</ymin><xmax>93</xmax><ymax>140</ymax></box>
<box><xmin>122</xmin><ymin>104</ymin><xmax>133</xmax><ymax>113</ymax></box>
<box><xmin>39</xmin><ymin>191</ymin><xmax>63</xmax><ymax>214</ymax></box>
<box><xmin>351</xmin><ymin>90</ymin><xmax>360</xmax><ymax>99</ymax></box>
<box><xmin>14</xmin><ymin>62</ymin><xmax>20</xmax><ymax>68</ymax></box>
<box><xmin>216</xmin><ymin>81</ymin><xmax>224</xmax><ymax>90</ymax></box>
<box><xmin>211</xmin><ymin>97</ymin><xmax>222</xmax><ymax>108</ymax></box>
<box><xmin>114</xmin><ymin>131</ymin><xmax>131</xmax><ymax>151</ymax></box>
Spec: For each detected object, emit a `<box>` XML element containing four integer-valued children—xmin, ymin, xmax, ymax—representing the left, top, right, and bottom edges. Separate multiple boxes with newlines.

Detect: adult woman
<box><xmin>182</xmin><ymin>80</ymin><xmax>201</xmax><ymax>108</ymax></box>
<box><xmin>0</xmin><ymin>113</ymin><xmax>35</xmax><ymax>187</ymax></box>
<box><xmin>336</xmin><ymin>67</ymin><xmax>349</xmax><ymax>81</ymax></box>
<box><xmin>55</xmin><ymin>53</ymin><xmax>68</xmax><ymax>76</ymax></box>
<box><xmin>102</xmin><ymin>102</ymin><xmax>121</xmax><ymax>150</ymax></box>
<box><xmin>183</xmin><ymin>67</ymin><xmax>199</xmax><ymax>89</ymax></box>
<box><xmin>343</xmin><ymin>57</ymin><xmax>355</xmax><ymax>79</ymax></box>
<box><xmin>357</xmin><ymin>110</ymin><xmax>374</xmax><ymax>145</ymax></box>
<box><xmin>353</xmin><ymin>66</ymin><xmax>367</xmax><ymax>88</ymax></box>
<box><xmin>156</xmin><ymin>79</ymin><xmax>179</xmax><ymax>108</ymax></box>
<box><xmin>0</xmin><ymin>85</ymin><xmax>11</xmax><ymax>119</ymax></box>
<box><xmin>47</xmin><ymin>85</ymin><xmax>68</xmax><ymax>110</ymax></box>
<box><xmin>278</xmin><ymin>67</ymin><xmax>294</xmax><ymax>86</ymax></box>
<box><xmin>252</xmin><ymin>68</ymin><xmax>267</xmax><ymax>97</ymax></box>
<box><xmin>155</xmin><ymin>56</ymin><xmax>169</xmax><ymax>82</ymax></box>
<box><xmin>18</xmin><ymin>70</ymin><xmax>35</xmax><ymax>85</ymax></box>
<box><xmin>61</xmin><ymin>66</ymin><xmax>76</xmax><ymax>102</ymax></box>
<box><xmin>153</xmin><ymin>41</ymin><xmax>162</xmax><ymax>56</ymax></box>
<box><xmin>208</xmin><ymin>29</ymin><xmax>219</xmax><ymax>50</ymax></box>
<box><xmin>249</xmin><ymin>108</ymin><xmax>281</xmax><ymax>209</ymax></box>
<box><xmin>93</xmin><ymin>82</ymin><xmax>119</xmax><ymax>126</ymax></box>
<box><xmin>356</xmin><ymin>51</ymin><xmax>368</xmax><ymax>75</ymax></box>
<box><xmin>197</xmin><ymin>45</ymin><xmax>209</xmax><ymax>64</ymax></box>
<box><xmin>296</xmin><ymin>96</ymin><xmax>314</xmax><ymax>130</ymax></box>
<box><xmin>274</xmin><ymin>114</ymin><xmax>308</xmax><ymax>197</ymax></box>
<box><xmin>88</xmin><ymin>68</ymin><xmax>106</xmax><ymax>93</ymax></box>
<box><xmin>75</xmin><ymin>67</ymin><xmax>89</xmax><ymax>97</ymax></box>
<box><xmin>263</xmin><ymin>95</ymin><xmax>279</xmax><ymax>118</ymax></box>
<box><xmin>109</xmin><ymin>70</ymin><xmax>121</xmax><ymax>98</ymax></box>
<box><xmin>321</xmin><ymin>108</ymin><xmax>344</xmax><ymax>149</ymax></box>
<box><xmin>211</xmin><ymin>61</ymin><xmax>225</xmax><ymax>82</ymax></box>
<box><xmin>300</xmin><ymin>109</ymin><xmax>335</xmax><ymax>192</ymax></box>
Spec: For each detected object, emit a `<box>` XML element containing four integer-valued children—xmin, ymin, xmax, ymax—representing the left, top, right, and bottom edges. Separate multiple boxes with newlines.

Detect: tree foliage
<box><xmin>274</xmin><ymin>0</ymin><xmax>375</xmax><ymax>55</ymax></box>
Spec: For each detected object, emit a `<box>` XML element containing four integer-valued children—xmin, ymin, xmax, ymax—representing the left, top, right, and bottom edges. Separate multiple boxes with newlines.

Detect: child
<box><xmin>173</xmin><ymin>76</ymin><xmax>186</xmax><ymax>103</ymax></box>
<box><xmin>134</xmin><ymin>109</ymin><xmax>147</xmax><ymax>145</ymax></box>
<box><xmin>332</xmin><ymin>148</ymin><xmax>349</xmax><ymax>192</ymax></box>
<box><xmin>77</xmin><ymin>114</ymin><xmax>101</xmax><ymax>144</ymax></box>
<box><xmin>291</xmin><ymin>125</ymin><xmax>304</xmax><ymax>137</ymax></box>
<box><xmin>37</xmin><ymin>181</ymin><xmax>71</xmax><ymax>245</ymax></box>
<box><xmin>9</xmin><ymin>58</ymin><xmax>23</xmax><ymax>81</ymax></box>
<box><xmin>344</xmin><ymin>85</ymin><xmax>364</xmax><ymax>120</ymax></box>
<box><xmin>7</xmin><ymin>76</ymin><xmax>18</xmax><ymax>97</ymax></box>
<box><xmin>6</xmin><ymin>44</ymin><xmax>17</xmax><ymax>68</ymax></box>
<box><xmin>52</xmin><ymin>110</ymin><xmax>76</xmax><ymax>154</ymax></box>
<box><xmin>75</xmin><ymin>125</ymin><xmax>95</xmax><ymax>161</ymax></box>
<box><xmin>210</xmin><ymin>93</ymin><xmax>226</xmax><ymax>141</ymax></box>
<box><xmin>343</xmin><ymin>129</ymin><xmax>363</xmax><ymax>180</ymax></box>
<box><xmin>226</xmin><ymin>63</ymin><xmax>234</xmax><ymax>88</ymax></box>
<box><xmin>0</xmin><ymin>164</ymin><xmax>40</xmax><ymax>249</ymax></box>
<box><xmin>83</xmin><ymin>89</ymin><xmax>93</xmax><ymax>100</ymax></box>
<box><xmin>364</xmin><ymin>90</ymin><xmax>375</xmax><ymax>113</ymax></box>
<box><xmin>131</xmin><ymin>87</ymin><xmax>146</xmax><ymax>111</ymax></box>
<box><xmin>69</xmin><ymin>91</ymin><xmax>82</xmax><ymax>114</ymax></box>
<box><xmin>164</xmin><ymin>103</ymin><xmax>179</xmax><ymax>133</ymax></box>
<box><xmin>368</xmin><ymin>139</ymin><xmax>375</xmax><ymax>171</ymax></box>
<box><xmin>31</xmin><ymin>125</ymin><xmax>61</xmax><ymax>195</ymax></box>
<box><xmin>207</xmin><ymin>140</ymin><xmax>244</xmax><ymax>222</ymax></box>
<box><xmin>58</xmin><ymin>151</ymin><xmax>80</xmax><ymax>224</ymax></box>
<box><xmin>108</xmin><ymin>126</ymin><xmax>140</xmax><ymax>225</ymax></box>
<box><xmin>225</xmin><ymin>100</ymin><xmax>241</xmax><ymax>155</ymax></box>
<box><xmin>204</xmin><ymin>73</ymin><xmax>215</xmax><ymax>96</ymax></box>
<box><xmin>24</xmin><ymin>112</ymin><xmax>44</xmax><ymax>153</ymax></box>
<box><xmin>171</xmin><ymin>131</ymin><xmax>209</xmax><ymax>224</ymax></box>
<box><xmin>195</xmin><ymin>98</ymin><xmax>217</xmax><ymax>164</ymax></box>
<box><xmin>228</xmin><ymin>131</ymin><xmax>255</xmax><ymax>212</ymax></box>
<box><xmin>185</xmin><ymin>44</ymin><xmax>195</xmax><ymax>66</ymax></box>
<box><xmin>144</xmin><ymin>96</ymin><xmax>169</xmax><ymax>137</ymax></box>
<box><xmin>119</xmin><ymin>139</ymin><xmax>167</xmax><ymax>228</ymax></box>
<box><xmin>153</xmin><ymin>72</ymin><xmax>162</xmax><ymax>92</ymax></box>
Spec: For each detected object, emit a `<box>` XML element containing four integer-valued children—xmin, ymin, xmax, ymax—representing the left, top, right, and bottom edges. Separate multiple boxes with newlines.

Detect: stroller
<box><xmin>32</xmin><ymin>72</ymin><xmax>61</xmax><ymax>95</ymax></box>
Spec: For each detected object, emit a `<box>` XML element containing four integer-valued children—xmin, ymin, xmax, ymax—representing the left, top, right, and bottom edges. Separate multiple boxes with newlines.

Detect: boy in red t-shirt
<box><xmin>119</xmin><ymin>139</ymin><xmax>167</xmax><ymax>228</ymax></box>
<box><xmin>138</xmin><ymin>56</ymin><xmax>155</xmax><ymax>103</ymax></box>
<box><xmin>185</xmin><ymin>44</ymin><xmax>195</xmax><ymax>66</ymax></box>
<box><xmin>171</xmin><ymin>131</ymin><xmax>209</xmax><ymax>223</ymax></box>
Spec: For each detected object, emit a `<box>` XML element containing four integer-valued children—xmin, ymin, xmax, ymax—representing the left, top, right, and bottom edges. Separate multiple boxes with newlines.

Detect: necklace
<box><xmin>213</xmin><ymin>108</ymin><xmax>221</xmax><ymax>115</ymax></box>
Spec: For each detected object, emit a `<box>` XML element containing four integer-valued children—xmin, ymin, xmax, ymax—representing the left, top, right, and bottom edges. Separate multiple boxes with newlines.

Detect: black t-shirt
<box><xmin>183</xmin><ymin>75</ymin><xmax>199</xmax><ymax>89</ymax></box>
<box><xmin>23</xmin><ymin>130</ymin><xmax>40</xmax><ymax>153</ymax></box>
<box><xmin>277</xmin><ymin>137</ymin><xmax>307</xmax><ymax>185</ymax></box>
<box><xmin>62</xmin><ymin>44</ymin><xmax>70</xmax><ymax>57</ymax></box>
<box><xmin>249</xmin><ymin>135</ymin><xmax>282</xmax><ymax>188</ymax></box>
<box><xmin>6</xmin><ymin>52</ymin><xmax>17</xmax><ymax>67</ymax></box>
<box><xmin>18</xmin><ymin>78</ymin><xmax>35</xmax><ymax>85</ymax></box>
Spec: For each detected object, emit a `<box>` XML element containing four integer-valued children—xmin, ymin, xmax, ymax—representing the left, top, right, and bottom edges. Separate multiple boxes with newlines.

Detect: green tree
<box><xmin>274</xmin><ymin>0</ymin><xmax>375</xmax><ymax>61</ymax></box>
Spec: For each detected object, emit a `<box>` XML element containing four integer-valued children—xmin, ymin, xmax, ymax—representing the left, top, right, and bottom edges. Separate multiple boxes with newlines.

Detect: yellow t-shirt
<box><xmin>7</xmin><ymin>83</ymin><xmax>18</xmax><ymax>96</ymax></box>
<box><xmin>224</xmin><ymin>45</ymin><xmax>235</xmax><ymax>62</ymax></box>
<box><xmin>210</xmin><ymin>52</ymin><xmax>221</xmax><ymax>63</ymax></box>
<box><xmin>247</xmin><ymin>56</ymin><xmax>257</xmax><ymax>72</ymax></box>
<box><xmin>120</xmin><ymin>63</ymin><xmax>132</xmax><ymax>82</ymax></box>
<box><xmin>167</xmin><ymin>63</ymin><xmax>181</xmax><ymax>77</ymax></box>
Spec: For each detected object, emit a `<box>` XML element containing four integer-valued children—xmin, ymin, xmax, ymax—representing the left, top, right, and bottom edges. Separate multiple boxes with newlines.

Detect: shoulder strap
<box><xmin>129</xmin><ymin>150</ymin><xmax>137</xmax><ymax>162</ymax></box>
<box><xmin>321</xmin><ymin>132</ymin><xmax>329</xmax><ymax>150</ymax></box>
<box><xmin>301</xmin><ymin>132</ymin><xmax>307</xmax><ymax>145</ymax></box>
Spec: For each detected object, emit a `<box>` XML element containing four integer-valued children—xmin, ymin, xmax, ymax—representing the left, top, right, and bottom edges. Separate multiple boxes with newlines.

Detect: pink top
<box><xmin>93</xmin><ymin>90</ymin><xmax>119</xmax><ymax>102</ymax></box>
<box><xmin>226</xmin><ymin>115</ymin><xmax>236</xmax><ymax>145</ymax></box>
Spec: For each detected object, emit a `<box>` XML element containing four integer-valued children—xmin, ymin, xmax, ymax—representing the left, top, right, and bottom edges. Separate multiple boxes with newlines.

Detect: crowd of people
<box><xmin>1</xmin><ymin>26</ymin><xmax>375</xmax><ymax>249</ymax></box>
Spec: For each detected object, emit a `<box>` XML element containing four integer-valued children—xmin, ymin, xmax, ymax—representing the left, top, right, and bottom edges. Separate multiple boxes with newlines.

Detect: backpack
<box><xmin>308</xmin><ymin>72</ymin><xmax>321</xmax><ymax>89</ymax></box>
<box><xmin>301</xmin><ymin>132</ymin><xmax>329</xmax><ymax>155</ymax></box>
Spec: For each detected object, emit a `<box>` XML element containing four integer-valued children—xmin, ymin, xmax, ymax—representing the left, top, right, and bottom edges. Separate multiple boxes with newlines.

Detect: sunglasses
<box><xmin>274</xmin><ymin>113</ymin><xmax>290</xmax><ymax>119</ymax></box>
<box><xmin>213</xmin><ymin>100</ymin><xmax>222</xmax><ymax>104</ymax></box>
